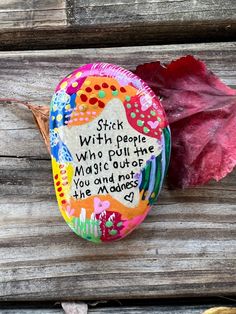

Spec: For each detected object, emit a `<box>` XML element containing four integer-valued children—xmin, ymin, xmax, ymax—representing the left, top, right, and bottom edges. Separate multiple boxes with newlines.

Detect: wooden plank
<box><xmin>1</xmin><ymin>157</ymin><xmax>236</xmax><ymax>204</ymax></box>
<box><xmin>0</xmin><ymin>0</ymin><xmax>235</xmax><ymax>49</ymax></box>
<box><xmin>0</xmin><ymin>303</ymin><xmax>235</xmax><ymax>313</ymax></box>
<box><xmin>0</xmin><ymin>309</ymin><xmax>62</xmax><ymax>314</ymax></box>
<box><xmin>0</xmin><ymin>0</ymin><xmax>67</xmax><ymax>29</ymax></box>
<box><xmin>0</xmin><ymin>157</ymin><xmax>235</xmax><ymax>300</ymax></box>
<box><xmin>89</xmin><ymin>305</ymin><xmax>236</xmax><ymax>314</ymax></box>
<box><xmin>0</xmin><ymin>42</ymin><xmax>235</xmax><ymax>158</ymax></box>
<box><xmin>0</xmin><ymin>42</ymin><xmax>235</xmax><ymax>300</ymax></box>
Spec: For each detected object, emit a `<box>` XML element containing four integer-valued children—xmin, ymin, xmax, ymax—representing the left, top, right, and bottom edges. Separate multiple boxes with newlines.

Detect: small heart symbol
<box><xmin>148</xmin><ymin>120</ymin><xmax>159</xmax><ymax>129</ymax></box>
<box><xmin>94</xmin><ymin>197</ymin><xmax>110</xmax><ymax>214</ymax></box>
<box><xmin>124</xmin><ymin>192</ymin><xmax>134</xmax><ymax>203</ymax></box>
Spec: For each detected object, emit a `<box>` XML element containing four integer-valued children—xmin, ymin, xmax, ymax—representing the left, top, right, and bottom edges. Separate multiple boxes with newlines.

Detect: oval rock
<box><xmin>50</xmin><ymin>63</ymin><xmax>171</xmax><ymax>243</ymax></box>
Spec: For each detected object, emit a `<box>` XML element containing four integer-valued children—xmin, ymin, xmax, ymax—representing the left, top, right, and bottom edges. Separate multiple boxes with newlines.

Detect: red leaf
<box><xmin>135</xmin><ymin>56</ymin><xmax>236</xmax><ymax>188</ymax></box>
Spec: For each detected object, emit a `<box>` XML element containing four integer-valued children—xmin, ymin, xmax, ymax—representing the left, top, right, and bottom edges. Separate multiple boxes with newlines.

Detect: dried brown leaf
<box><xmin>1</xmin><ymin>98</ymin><xmax>50</xmax><ymax>153</ymax></box>
<box><xmin>27</xmin><ymin>104</ymin><xmax>50</xmax><ymax>153</ymax></box>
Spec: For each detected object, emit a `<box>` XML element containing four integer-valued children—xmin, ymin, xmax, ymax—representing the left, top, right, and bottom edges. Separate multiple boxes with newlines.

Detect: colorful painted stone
<box><xmin>50</xmin><ymin>63</ymin><xmax>171</xmax><ymax>243</ymax></box>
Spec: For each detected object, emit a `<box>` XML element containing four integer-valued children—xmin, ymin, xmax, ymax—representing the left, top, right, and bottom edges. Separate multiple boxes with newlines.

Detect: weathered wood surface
<box><xmin>90</xmin><ymin>306</ymin><xmax>236</xmax><ymax>314</ymax></box>
<box><xmin>90</xmin><ymin>305</ymin><xmax>236</xmax><ymax>313</ymax></box>
<box><xmin>0</xmin><ymin>42</ymin><xmax>236</xmax><ymax>301</ymax></box>
<box><xmin>0</xmin><ymin>0</ymin><xmax>235</xmax><ymax>49</ymax></box>
<box><xmin>0</xmin><ymin>0</ymin><xmax>67</xmax><ymax>28</ymax></box>
<box><xmin>0</xmin><ymin>303</ymin><xmax>235</xmax><ymax>313</ymax></box>
<box><xmin>0</xmin><ymin>42</ymin><xmax>235</xmax><ymax>159</ymax></box>
<box><xmin>0</xmin><ymin>309</ymin><xmax>62</xmax><ymax>314</ymax></box>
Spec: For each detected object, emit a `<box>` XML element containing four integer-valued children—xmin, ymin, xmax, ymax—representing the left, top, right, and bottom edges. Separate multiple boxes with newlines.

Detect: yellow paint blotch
<box><xmin>72</xmin><ymin>82</ymin><xmax>78</xmax><ymax>88</ymax></box>
<box><xmin>75</xmin><ymin>72</ymin><xmax>82</xmax><ymax>78</ymax></box>
<box><xmin>60</xmin><ymin>81</ymin><xmax>68</xmax><ymax>89</ymax></box>
<box><xmin>56</xmin><ymin>114</ymin><xmax>63</xmax><ymax>122</ymax></box>
<box><xmin>84</xmin><ymin>80</ymin><xmax>91</xmax><ymax>86</ymax></box>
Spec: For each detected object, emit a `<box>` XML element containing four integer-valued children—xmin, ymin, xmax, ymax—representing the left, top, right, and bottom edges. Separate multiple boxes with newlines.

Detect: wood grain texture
<box><xmin>0</xmin><ymin>309</ymin><xmax>62</xmax><ymax>314</ymax></box>
<box><xmin>0</xmin><ymin>42</ymin><xmax>236</xmax><ymax>301</ymax></box>
<box><xmin>89</xmin><ymin>305</ymin><xmax>236</xmax><ymax>314</ymax></box>
<box><xmin>0</xmin><ymin>0</ymin><xmax>67</xmax><ymax>29</ymax></box>
<box><xmin>0</xmin><ymin>0</ymin><xmax>235</xmax><ymax>49</ymax></box>
<box><xmin>0</xmin><ymin>161</ymin><xmax>235</xmax><ymax>301</ymax></box>
<box><xmin>0</xmin><ymin>303</ymin><xmax>235</xmax><ymax>314</ymax></box>
<box><xmin>0</xmin><ymin>42</ymin><xmax>235</xmax><ymax>158</ymax></box>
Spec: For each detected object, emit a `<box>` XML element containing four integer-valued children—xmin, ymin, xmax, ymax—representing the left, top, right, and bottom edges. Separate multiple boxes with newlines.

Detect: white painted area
<box><xmin>60</xmin><ymin>99</ymin><xmax>162</xmax><ymax>207</ymax></box>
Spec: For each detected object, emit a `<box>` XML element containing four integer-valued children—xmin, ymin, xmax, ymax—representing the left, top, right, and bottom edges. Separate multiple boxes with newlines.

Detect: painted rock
<box><xmin>50</xmin><ymin>63</ymin><xmax>171</xmax><ymax>243</ymax></box>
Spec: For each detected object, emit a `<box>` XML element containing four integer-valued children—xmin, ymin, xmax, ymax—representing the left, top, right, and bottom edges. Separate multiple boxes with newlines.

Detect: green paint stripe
<box><xmin>142</xmin><ymin>162</ymin><xmax>151</xmax><ymax>199</ymax></box>
<box><xmin>151</xmin><ymin>155</ymin><xmax>162</xmax><ymax>204</ymax></box>
<box><xmin>163</xmin><ymin>127</ymin><xmax>171</xmax><ymax>177</ymax></box>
